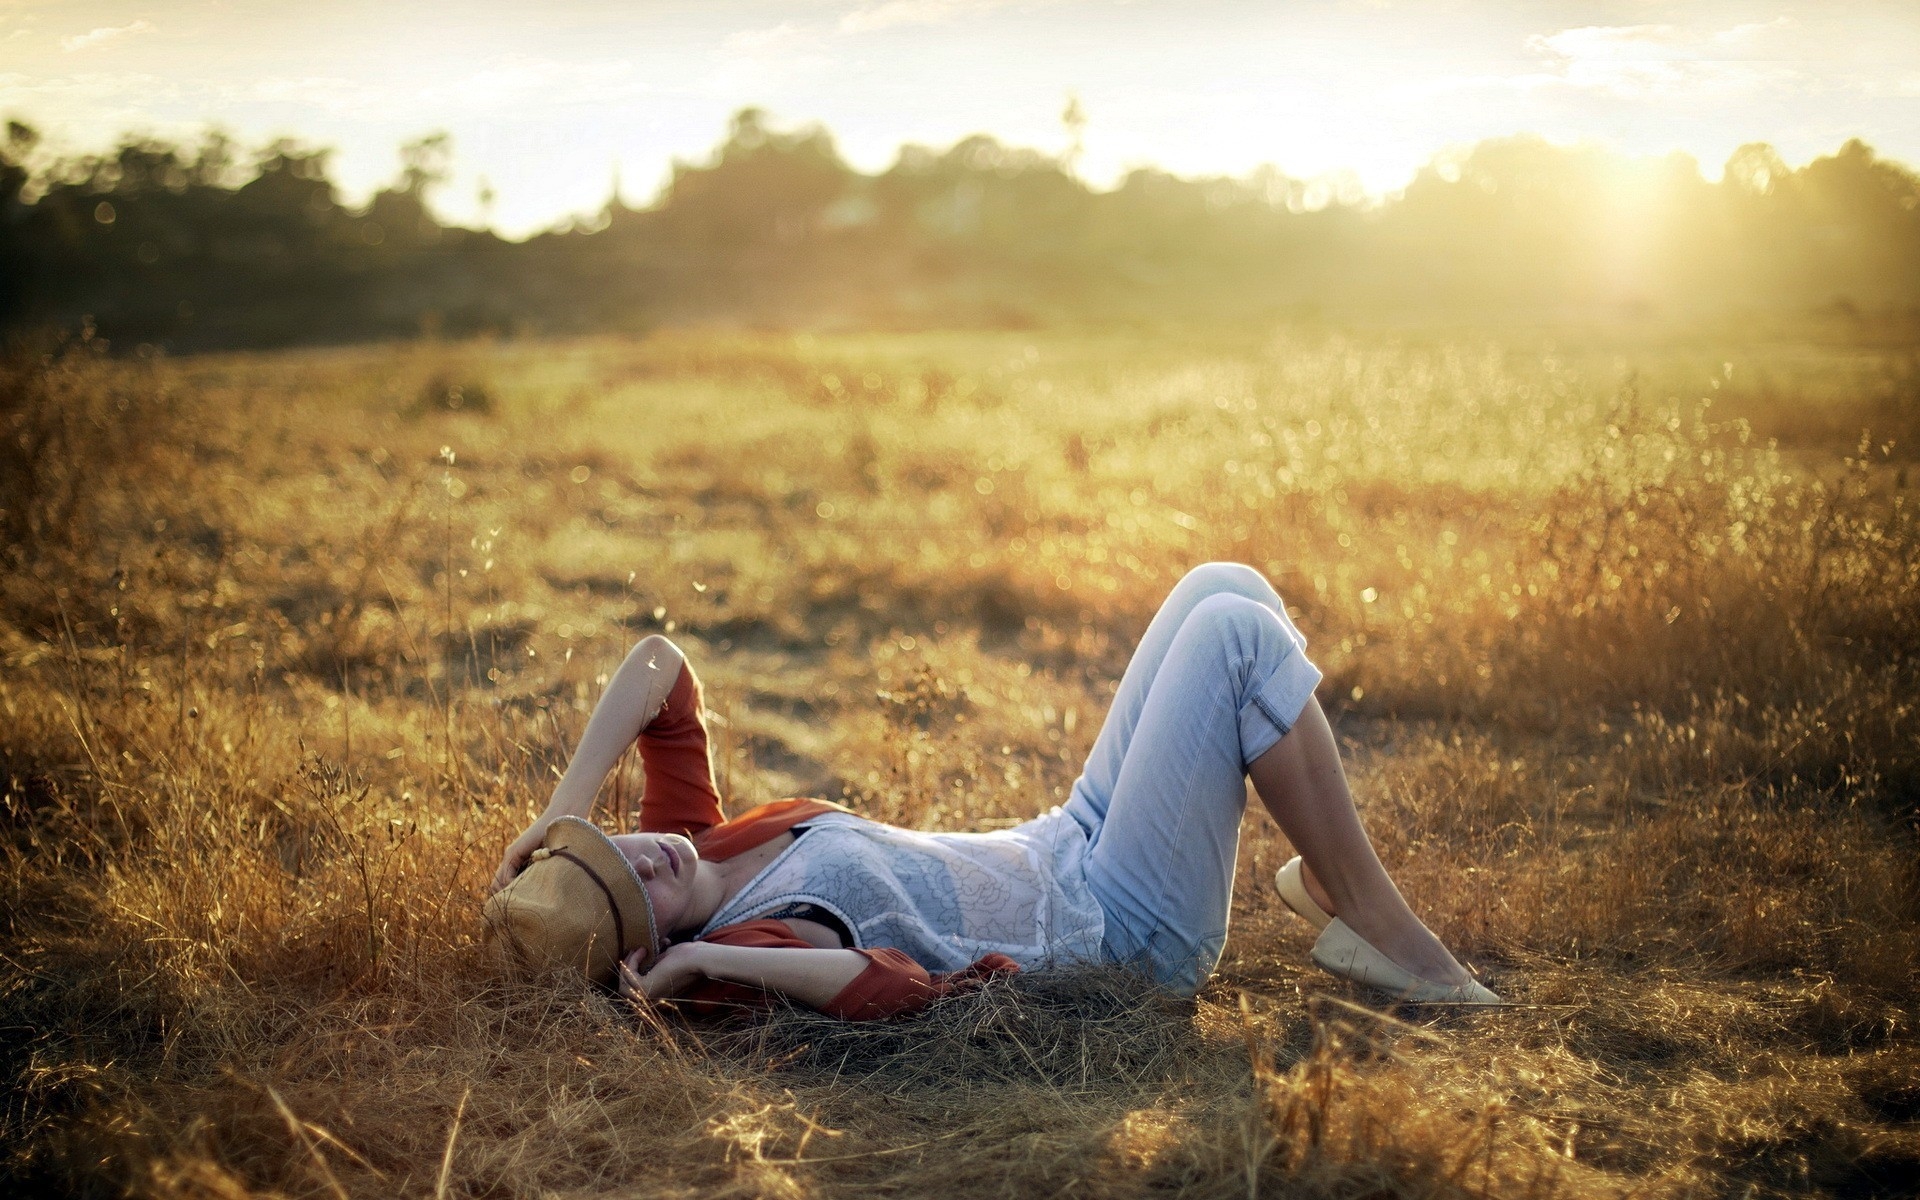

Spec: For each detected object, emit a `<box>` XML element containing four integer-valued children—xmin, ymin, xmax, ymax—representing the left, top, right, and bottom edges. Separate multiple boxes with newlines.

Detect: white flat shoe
<box><xmin>1310</xmin><ymin>918</ymin><xmax>1505</xmax><ymax>1005</ymax></box>
<box><xmin>1274</xmin><ymin>856</ymin><xmax>1333</xmax><ymax>931</ymax></box>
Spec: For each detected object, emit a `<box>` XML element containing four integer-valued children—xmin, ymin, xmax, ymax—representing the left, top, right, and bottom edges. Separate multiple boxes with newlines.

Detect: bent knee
<box><xmin>1182</xmin><ymin>591</ymin><xmax>1274</xmax><ymax>625</ymax></box>
<box><xmin>1180</xmin><ymin>592</ymin><xmax>1281</xmax><ymax>647</ymax></box>
<box><xmin>1176</xmin><ymin>561</ymin><xmax>1279</xmax><ymax>606</ymax></box>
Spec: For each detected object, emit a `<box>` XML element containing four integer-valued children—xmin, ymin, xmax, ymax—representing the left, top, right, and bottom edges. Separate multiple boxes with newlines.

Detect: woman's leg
<box><xmin>1072</xmin><ymin>566</ymin><xmax>1471</xmax><ymax>992</ymax></box>
<box><xmin>1248</xmin><ymin>699</ymin><xmax>1471</xmax><ymax>987</ymax></box>
<box><xmin>1063</xmin><ymin>562</ymin><xmax>1304</xmax><ymax>838</ymax></box>
<box><xmin>1073</xmin><ymin>588</ymin><xmax>1323</xmax><ymax>992</ymax></box>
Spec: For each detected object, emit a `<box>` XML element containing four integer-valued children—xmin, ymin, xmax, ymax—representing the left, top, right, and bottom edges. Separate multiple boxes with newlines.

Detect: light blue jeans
<box><xmin>1062</xmin><ymin>563</ymin><xmax>1324</xmax><ymax>995</ymax></box>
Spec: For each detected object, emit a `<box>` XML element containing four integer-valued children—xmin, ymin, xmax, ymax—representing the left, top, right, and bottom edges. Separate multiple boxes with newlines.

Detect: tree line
<box><xmin>3</xmin><ymin>108</ymin><xmax>1918</xmax><ymax>350</ymax></box>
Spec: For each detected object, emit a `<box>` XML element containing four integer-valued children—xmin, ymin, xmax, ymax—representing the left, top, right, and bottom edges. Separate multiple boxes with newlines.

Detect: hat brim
<box><xmin>543</xmin><ymin>815</ymin><xmax>660</xmax><ymax>975</ymax></box>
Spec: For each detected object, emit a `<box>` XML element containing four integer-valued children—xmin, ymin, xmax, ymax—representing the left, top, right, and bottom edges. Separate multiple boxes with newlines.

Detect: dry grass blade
<box><xmin>265</xmin><ymin>1086</ymin><xmax>349</xmax><ymax>1200</ymax></box>
<box><xmin>435</xmin><ymin>1087</ymin><xmax>469</xmax><ymax>1200</ymax></box>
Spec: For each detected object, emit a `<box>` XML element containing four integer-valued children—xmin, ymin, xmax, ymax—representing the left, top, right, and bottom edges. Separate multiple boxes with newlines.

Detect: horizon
<box><xmin>14</xmin><ymin>111</ymin><xmax>1918</xmax><ymax>247</ymax></box>
<box><xmin>3</xmin><ymin>1</ymin><xmax>1918</xmax><ymax>238</ymax></box>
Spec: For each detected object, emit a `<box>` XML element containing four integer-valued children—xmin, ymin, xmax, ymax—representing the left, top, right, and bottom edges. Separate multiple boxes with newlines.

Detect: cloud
<box><xmin>423</xmin><ymin>57</ymin><xmax>644</xmax><ymax>112</ymax></box>
<box><xmin>60</xmin><ymin>19</ymin><xmax>153</xmax><ymax>53</ymax></box>
<box><xmin>712</xmin><ymin>21</ymin><xmax>835</xmax><ymax>91</ymax></box>
<box><xmin>1521</xmin><ymin>18</ymin><xmax>1802</xmax><ymax>97</ymax></box>
<box><xmin>1530</xmin><ymin>18</ymin><xmax>1791</xmax><ymax>64</ymax></box>
<box><xmin>723</xmin><ymin>21</ymin><xmax>815</xmax><ymax>55</ymax></box>
<box><xmin>236</xmin><ymin>74</ymin><xmax>387</xmax><ymax>116</ymax></box>
<box><xmin>1858</xmin><ymin>73</ymin><xmax>1920</xmax><ymax>99</ymax></box>
<box><xmin>0</xmin><ymin>68</ymin><xmax>179</xmax><ymax>106</ymax></box>
<box><xmin>838</xmin><ymin>1</ymin><xmax>1009</xmax><ymax>35</ymax></box>
<box><xmin>220</xmin><ymin>56</ymin><xmax>649</xmax><ymax>117</ymax></box>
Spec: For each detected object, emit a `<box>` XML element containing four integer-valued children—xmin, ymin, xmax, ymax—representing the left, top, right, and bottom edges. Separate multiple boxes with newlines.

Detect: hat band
<box><xmin>547</xmin><ymin>848</ymin><xmax>629</xmax><ymax>962</ymax></box>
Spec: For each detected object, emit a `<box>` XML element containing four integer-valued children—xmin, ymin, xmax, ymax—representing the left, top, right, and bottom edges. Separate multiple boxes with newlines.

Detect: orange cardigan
<box><xmin>637</xmin><ymin>664</ymin><xmax>1018</xmax><ymax>1019</ymax></box>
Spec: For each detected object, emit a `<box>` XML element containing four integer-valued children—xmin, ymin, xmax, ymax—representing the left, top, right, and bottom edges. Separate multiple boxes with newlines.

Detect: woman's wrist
<box><xmin>679</xmin><ymin>941</ymin><xmax>731</xmax><ymax>982</ymax></box>
<box><xmin>538</xmin><ymin>792</ymin><xmax>592</xmax><ymax>821</ymax></box>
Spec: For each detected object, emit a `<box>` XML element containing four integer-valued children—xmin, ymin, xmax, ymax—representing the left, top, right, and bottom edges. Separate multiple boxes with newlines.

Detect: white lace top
<box><xmin>697</xmin><ymin>807</ymin><xmax>1106</xmax><ymax>973</ymax></box>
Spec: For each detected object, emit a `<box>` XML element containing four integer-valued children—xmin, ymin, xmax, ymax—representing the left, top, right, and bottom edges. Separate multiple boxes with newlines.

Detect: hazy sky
<box><xmin>3</xmin><ymin>1</ymin><xmax>1917</xmax><ymax>237</ymax></box>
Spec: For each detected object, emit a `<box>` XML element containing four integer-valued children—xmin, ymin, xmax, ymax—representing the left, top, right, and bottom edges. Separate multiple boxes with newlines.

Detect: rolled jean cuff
<box><xmin>1238</xmin><ymin>647</ymin><xmax>1323</xmax><ymax>766</ymax></box>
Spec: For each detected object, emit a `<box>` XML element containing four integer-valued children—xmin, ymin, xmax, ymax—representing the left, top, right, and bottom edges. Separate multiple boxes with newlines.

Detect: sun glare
<box><xmin>1590</xmin><ymin>154</ymin><xmax>1694</xmax><ymax>303</ymax></box>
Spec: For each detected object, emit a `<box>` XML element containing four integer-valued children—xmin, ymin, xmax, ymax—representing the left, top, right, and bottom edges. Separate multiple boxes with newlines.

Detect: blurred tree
<box><xmin>1795</xmin><ymin>139</ymin><xmax>1920</xmax><ymax>309</ymax></box>
<box><xmin>1</xmin><ymin>113</ymin><xmax>1916</xmax><ymax>347</ymax></box>
<box><xmin>190</xmin><ymin>129</ymin><xmax>241</xmax><ymax>188</ymax></box>
<box><xmin>647</xmin><ymin>108</ymin><xmax>856</xmax><ymax>316</ymax></box>
<box><xmin>0</xmin><ymin>122</ymin><xmax>38</xmax><ymax>325</ymax></box>
<box><xmin>1726</xmin><ymin>143</ymin><xmax>1789</xmax><ymax>195</ymax></box>
<box><xmin>1061</xmin><ymin>94</ymin><xmax>1087</xmax><ymax>177</ymax></box>
<box><xmin>399</xmin><ymin>131</ymin><xmax>453</xmax><ymax>199</ymax></box>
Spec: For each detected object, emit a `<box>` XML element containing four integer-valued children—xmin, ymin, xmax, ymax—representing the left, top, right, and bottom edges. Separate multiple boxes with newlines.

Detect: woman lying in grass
<box><xmin>485</xmin><ymin>563</ymin><xmax>1501</xmax><ymax>1018</ymax></box>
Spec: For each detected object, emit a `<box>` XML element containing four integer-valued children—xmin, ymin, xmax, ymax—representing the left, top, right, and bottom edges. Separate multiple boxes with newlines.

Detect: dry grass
<box><xmin>2</xmin><ymin>325</ymin><xmax>1917</xmax><ymax>1199</ymax></box>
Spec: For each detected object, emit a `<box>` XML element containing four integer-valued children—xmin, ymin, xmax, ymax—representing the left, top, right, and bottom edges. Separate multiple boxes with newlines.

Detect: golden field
<box><xmin>2</xmin><ymin>326</ymin><xmax>1917</xmax><ymax>1199</ymax></box>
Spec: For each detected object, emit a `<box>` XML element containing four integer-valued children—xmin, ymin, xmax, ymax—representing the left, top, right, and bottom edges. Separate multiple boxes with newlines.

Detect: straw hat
<box><xmin>483</xmin><ymin>815</ymin><xmax>658</xmax><ymax>987</ymax></box>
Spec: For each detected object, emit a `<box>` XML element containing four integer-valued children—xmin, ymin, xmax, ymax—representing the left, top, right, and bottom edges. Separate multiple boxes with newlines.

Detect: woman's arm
<box><xmin>616</xmin><ymin>921</ymin><xmax>1021</xmax><ymax>1020</ymax></box>
<box><xmin>620</xmin><ymin>941</ymin><xmax>872</xmax><ymax>1011</ymax></box>
<box><xmin>489</xmin><ymin>634</ymin><xmax>687</xmax><ymax>892</ymax></box>
<box><xmin>545</xmin><ymin>634</ymin><xmax>686</xmax><ymax>819</ymax></box>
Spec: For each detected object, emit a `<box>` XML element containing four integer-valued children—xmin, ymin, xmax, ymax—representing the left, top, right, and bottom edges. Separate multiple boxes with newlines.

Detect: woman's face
<box><xmin>608</xmin><ymin>832</ymin><xmax>703</xmax><ymax>934</ymax></box>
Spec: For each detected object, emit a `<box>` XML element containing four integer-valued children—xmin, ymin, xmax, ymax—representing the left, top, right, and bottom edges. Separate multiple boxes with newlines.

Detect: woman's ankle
<box><xmin>1334</xmin><ymin>903</ymin><xmax>1472</xmax><ymax>987</ymax></box>
<box><xmin>1299</xmin><ymin>860</ymin><xmax>1337</xmax><ymax>917</ymax></box>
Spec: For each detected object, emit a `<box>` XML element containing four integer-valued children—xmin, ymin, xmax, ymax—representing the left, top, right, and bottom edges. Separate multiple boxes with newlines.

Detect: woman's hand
<box><xmin>489</xmin><ymin>816</ymin><xmax>555</xmax><ymax>895</ymax></box>
<box><xmin>617</xmin><ymin>942</ymin><xmax>708</xmax><ymax>1003</ymax></box>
